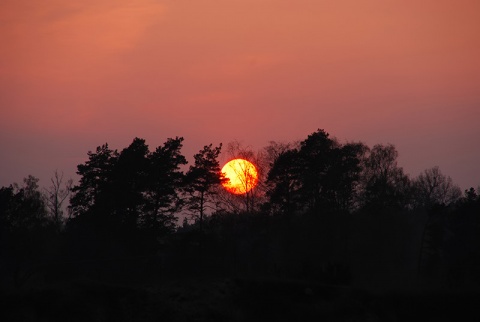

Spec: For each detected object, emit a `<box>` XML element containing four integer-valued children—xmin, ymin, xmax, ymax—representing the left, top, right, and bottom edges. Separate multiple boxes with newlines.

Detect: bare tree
<box><xmin>360</xmin><ymin>144</ymin><xmax>411</xmax><ymax>210</ymax></box>
<box><xmin>260</xmin><ymin>141</ymin><xmax>298</xmax><ymax>187</ymax></box>
<box><xmin>413</xmin><ymin>166</ymin><xmax>462</xmax><ymax>208</ymax></box>
<box><xmin>43</xmin><ymin>170</ymin><xmax>73</xmax><ymax>228</ymax></box>
<box><xmin>262</xmin><ymin>141</ymin><xmax>298</xmax><ymax>167</ymax></box>
<box><xmin>221</xmin><ymin>141</ymin><xmax>265</xmax><ymax>213</ymax></box>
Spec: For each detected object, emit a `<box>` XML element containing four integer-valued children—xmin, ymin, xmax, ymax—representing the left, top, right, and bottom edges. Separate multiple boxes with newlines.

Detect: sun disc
<box><xmin>221</xmin><ymin>159</ymin><xmax>258</xmax><ymax>194</ymax></box>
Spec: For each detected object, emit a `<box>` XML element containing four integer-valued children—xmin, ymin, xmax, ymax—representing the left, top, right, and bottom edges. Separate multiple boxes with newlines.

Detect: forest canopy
<box><xmin>1</xmin><ymin>129</ymin><xmax>479</xmax><ymax>293</ymax></box>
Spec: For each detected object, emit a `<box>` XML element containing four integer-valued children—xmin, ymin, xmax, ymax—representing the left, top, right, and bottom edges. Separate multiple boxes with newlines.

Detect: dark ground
<box><xmin>2</xmin><ymin>277</ymin><xmax>480</xmax><ymax>322</ymax></box>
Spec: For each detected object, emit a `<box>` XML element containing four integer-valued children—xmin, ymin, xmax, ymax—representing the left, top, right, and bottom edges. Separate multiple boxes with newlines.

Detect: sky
<box><xmin>1</xmin><ymin>0</ymin><xmax>479</xmax><ymax>192</ymax></box>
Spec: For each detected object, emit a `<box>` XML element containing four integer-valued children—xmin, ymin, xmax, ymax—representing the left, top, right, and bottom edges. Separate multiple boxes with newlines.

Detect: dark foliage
<box><xmin>184</xmin><ymin>143</ymin><xmax>226</xmax><ymax>231</ymax></box>
<box><xmin>266</xmin><ymin>129</ymin><xmax>365</xmax><ymax>214</ymax></box>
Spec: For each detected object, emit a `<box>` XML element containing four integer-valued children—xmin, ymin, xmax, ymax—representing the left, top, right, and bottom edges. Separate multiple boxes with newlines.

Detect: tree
<box><xmin>293</xmin><ymin>130</ymin><xmax>364</xmax><ymax>212</ymax></box>
<box><xmin>0</xmin><ymin>176</ymin><xmax>49</xmax><ymax>232</ymax></box>
<box><xmin>223</xmin><ymin>141</ymin><xmax>265</xmax><ymax>213</ymax></box>
<box><xmin>266</xmin><ymin>149</ymin><xmax>302</xmax><ymax>214</ymax></box>
<box><xmin>464</xmin><ymin>187</ymin><xmax>479</xmax><ymax>203</ymax></box>
<box><xmin>361</xmin><ymin>144</ymin><xmax>411</xmax><ymax>211</ymax></box>
<box><xmin>0</xmin><ymin>186</ymin><xmax>14</xmax><ymax>232</ymax></box>
<box><xmin>296</xmin><ymin>129</ymin><xmax>337</xmax><ymax>211</ymax></box>
<box><xmin>326</xmin><ymin>142</ymin><xmax>366</xmax><ymax>212</ymax></box>
<box><xmin>0</xmin><ymin>176</ymin><xmax>52</xmax><ymax>288</ymax></box>
<box><xmin>262</xmin><ymin>141</ymin><xmax>297</xmax><ymax>169</ymax></box>
<box><xmin>111</xmin><ymin>138</ymin><xmax>150</xmax><ymax>230</ymax></box>
<box><xmin>69</xmin><ymin>137</ymin><xmax>190</xmax><ymax>237</ymax></box>
<box><xmin>185</xmin><ymin>144</ymin><xmax>225</xmax><ymax>231</ymax></box>
<box><xmin>413</xmin><ymin>166</ymin><xmax>462</xmax><ymax>208</ymax></box>
<box><xmin>43</xmin><ymin>170</ymin><xmax>73</xmax><ymax>229</ymax></box>
<box><xmin>142</xmin><ymin>137</ymin><xmax>187</xmax><ymax>234</ymax></box>
<box><xmin>265</xmin><ymin>130</ymin><xmax>365</xmax><ymax>214</ymax></box>
<box><xmin>69</xmin><ymin>143</ymin><xmax>119</xmax><ymax>218</ymax></box>
<box><xmin>8</xmin><ymin>176</ymin><xmax>49</xmax><ymax>230</ymax></box>
<box><xmin>69</xmin><ymin>138</ymin><xmax>151</xmax><ymax>230</ymax></box>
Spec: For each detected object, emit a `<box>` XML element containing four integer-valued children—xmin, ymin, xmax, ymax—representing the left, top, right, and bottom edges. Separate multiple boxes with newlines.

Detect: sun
<box><xmin>221</xmin><ymin>159</ymin><xmax>259</xmax><ymax>194</ymax></box>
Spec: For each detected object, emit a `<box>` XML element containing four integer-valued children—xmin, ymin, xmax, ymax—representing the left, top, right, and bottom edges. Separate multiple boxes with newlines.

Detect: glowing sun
<box><xmin>221</xmin><ymin>159</ymin><xmax>259</xmax><ymax>194</ymax></box>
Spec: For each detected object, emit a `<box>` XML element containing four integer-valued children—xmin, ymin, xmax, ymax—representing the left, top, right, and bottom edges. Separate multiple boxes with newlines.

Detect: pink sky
<box><xmin>1</xmin><ymin>0</ymin><xmax>479</xmax><ymax>191</ymax></box>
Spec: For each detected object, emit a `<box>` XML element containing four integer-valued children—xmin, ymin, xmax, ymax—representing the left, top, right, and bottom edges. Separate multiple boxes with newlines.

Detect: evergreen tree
<box><xmin>111</xmin><ymin>138</ymin><xmax>150</xmax><ymax>230</ymax></box>
<box><xmin>185</xmin><ymin>144</ymin><xmax>225</xmax><ymax>230</ymax></box>
<box><xmin>266</xmin><ymin>149</ymin><xmax>302</xmax><ymax>214</ymax></box>
<box><xmin>142</xmin><ymin>137</ymin><xmax>187</xmax><ymax>234</ymax></box>
<box><xmin>69</xmin><ymin>143</ymin><xmax>119</xmax><ymax>218</ymax></box>
<box><xmin>266</xmin><ymin>129</ymin><xmax>364</xmax><ymax>214</ymax></box>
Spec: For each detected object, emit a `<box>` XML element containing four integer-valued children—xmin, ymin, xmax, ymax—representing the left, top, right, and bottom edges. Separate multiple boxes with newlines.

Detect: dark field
<box><xmin>2</xmin><ymin>277</ymin><xmax>480</xmax><ymax>322</ymax></box>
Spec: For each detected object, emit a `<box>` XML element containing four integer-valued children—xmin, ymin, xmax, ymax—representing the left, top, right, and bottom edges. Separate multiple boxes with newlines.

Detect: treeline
<box><xmin>1</xmin><ymin>129</ymin><xmax>479</xmax><ymax>290</ymax></box>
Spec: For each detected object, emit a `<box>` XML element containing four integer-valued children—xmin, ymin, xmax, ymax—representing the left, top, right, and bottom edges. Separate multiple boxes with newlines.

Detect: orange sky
<box><xmin>1</xmin><ymin>0</ymin><xmax>479</xmax><ymax>190</ymax></box>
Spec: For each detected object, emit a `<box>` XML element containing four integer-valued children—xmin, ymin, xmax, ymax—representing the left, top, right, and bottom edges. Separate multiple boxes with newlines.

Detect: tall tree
<box><xmin>361</xmin><ymin>144</ymin><xmax>411</xmax><ymax>211</ymax></box>
<box><xmin>142</xmin><ymin>137</ymin><xmax>187</xmax><ymax>234</ymax></box>
<box><xmin>297</xmin><ymin>129</ymin><xmax>337</xmax><ymax>211</ymax></box>
<box><xmin>265</xmin><ymin>130</ymin><xmax>365</xmax><ymax>214</ymax></box>
<box><xmin>70</xmin><ymin>138</ymin><xmax>189</xmax><ymax>236</ymax></box>
<box><xmin>43</xmin><ymin>170</ymin><xmax>73</xmax><ymax>229</ymax></box>
<box><xmin>185</xmin><ymin>144</ymin><xmax>225</xmax><ymax>230</ymax></box>
<box><xmin>325</xmin><ymin>142</ymin><xmax>366</xmax><ymax>212</ymax></box>
<box><xmin>266</xmin><ymin>149</ymin><xmax>302</xmax><ymax>214</ymax></box>
<box><xmin>111</xmin><ymin>138</ymin><xmax>150</xmax><ymax>229</ymax></box>
<box><xmin>69</xmin><ymin>143</ymin><xmax>119</xmax><ymax>218</ymax></box>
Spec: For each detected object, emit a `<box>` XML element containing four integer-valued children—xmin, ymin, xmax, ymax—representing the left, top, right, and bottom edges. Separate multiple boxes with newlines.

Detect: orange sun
<box><xmin>221</xmin><ymin>159</ymin><xmax>259</xmax><ymax>194</ymax></box>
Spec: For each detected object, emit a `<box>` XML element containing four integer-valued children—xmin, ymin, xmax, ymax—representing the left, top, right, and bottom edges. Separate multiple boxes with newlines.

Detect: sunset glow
<box><xmin>0</xmin><ymin>0</ymin><xmax>479</xmax><ymax>191</ymax></box>
<box><xmin>2</xmin><ymin>1</ymin><xmax>480</xmax><ymax>314</ymax></box>
<box><xmin>221</xmin><ymin>159</ymin><xmax>258</xmax><ymax>195</ymax></box>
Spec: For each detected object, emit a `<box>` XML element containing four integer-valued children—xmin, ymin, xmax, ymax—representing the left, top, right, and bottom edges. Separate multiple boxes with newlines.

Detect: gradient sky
<box><xmin>1</xmin><ymin>0</ymin><xmax>479</xmax><ymax>191</ymax></box>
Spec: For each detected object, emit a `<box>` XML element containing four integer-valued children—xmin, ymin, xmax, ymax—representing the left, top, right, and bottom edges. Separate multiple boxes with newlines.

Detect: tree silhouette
<box><xmin>43</xmin><ymin>170</ymin><xmax>73</xmax><ymax>230</ymax></box>
<box><xmin>326</xmin><ymin>142</ymin><xmax>366</xmax><ymax>212</ymax></box>
<box><xmin>70</xmin><ymin>138</ymin><xmax>190</xmax><ymax>236</ymax></box>
<box><xmin>4</xmin><ymin>130</ymin><xmax>478</xmax><ymax>298</ymax></box>
<box><xmin>266</xmin><ymin>129</ymin><xmax>364</xmax><ymax>214</ymax></box>
<box><xmin>413</xmin><ymin>166</ymin><xmax>462</xmax><ymax>209</ymax></box>
<box><xmin>142</xmin><ymin>137</ymin><xmax>187</xmax><ymax>234</ymax></box>
<box><xmin>296</xmin><ymin>129</ymin><xmax>337</xmax><ymax>211</ymax></box>
<box><xmin>111</xmin><ymin>138</ymin><xmax>150</xmax><ymax>230</ymax></box>
<box><xmin>0</xmin><ymin>186</ymin><xmax>14</xmax><ymax>232</ymax></box>
<box><xmin>185</xmin><ymin>143</ymin><xmax>225</xmax><ymax>231</ymax></box>
<box><xmin>223</xmin><ymin>141</ymin><xmax>264</xmax><ymax>213</ymax></box>
<box><xmin>464</xmin><ymin>187</ymin><xmax>478</xmax><ymax>203</ymax></box>
<box><xmin>0</xmin><ymin>176</ymin><xmax>53</xmax><ymax>288</ymax></box>
<box><xmin>361</xmin><ymin>144</ymin><xmax>411</xmax><ymax>211</ymax></box>
<box><xmin>69</xmin><ymin>143</ymin><xmax>119</xmax><ymax>219</ymax></box>
<box><xmin>266</xmin><ymin>149</ymin><xmax>302</xmax><ymax>214</ymax></box>
<box><xmin>7</xmin><ymin>176</ymin><xmax>49</xmax><ymax>230</ymax></box>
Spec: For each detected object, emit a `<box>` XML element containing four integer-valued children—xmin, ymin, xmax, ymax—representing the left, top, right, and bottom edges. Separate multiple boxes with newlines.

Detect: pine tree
<box><xmin>185</xmin><ymin>144</ymin><xmax>225</xmax><ymax>231</ymax></box>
